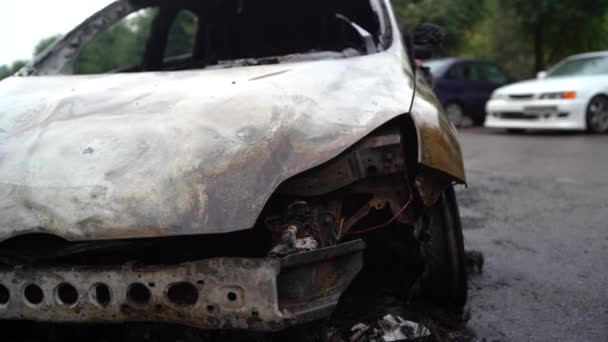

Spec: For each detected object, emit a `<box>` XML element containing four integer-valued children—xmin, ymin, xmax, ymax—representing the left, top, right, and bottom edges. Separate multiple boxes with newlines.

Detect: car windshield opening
<box><xmin>547</xmin><ymin>56</ymin><xmax>608</xmax><ymax>78</ymax></box>
<box><xmin>30</xmin><ymin>0</ymin><xmax>388</xmax><ymax>75</ymax></box>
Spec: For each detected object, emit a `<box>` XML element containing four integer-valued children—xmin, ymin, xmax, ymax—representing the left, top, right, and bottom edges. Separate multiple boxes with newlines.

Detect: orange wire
<box><xmin>345</xmin><ymin>193</ymin><xmax>414</xmax><ymax>236</ymax></box>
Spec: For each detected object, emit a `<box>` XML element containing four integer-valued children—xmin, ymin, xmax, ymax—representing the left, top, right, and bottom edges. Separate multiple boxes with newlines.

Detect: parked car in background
<box><xmin>486</xmin><ymin>51</ymin><xmax>608</xmax><ymax>133</ymax></box>
<box><xmin>424</xmin><ymin>58</ymin><xmax>512</xmax><ymax>126</ymax></box>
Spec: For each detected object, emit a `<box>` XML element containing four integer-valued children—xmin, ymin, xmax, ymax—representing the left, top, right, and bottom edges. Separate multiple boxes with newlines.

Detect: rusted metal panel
<box><xmin>278</xmin><ymin>240</ymin><xmax>364</xmax><ymax>323</ymax></box>
<box><xmin>0</xmin><ymin>241</ymin><xmax>364</xmax><ymax>331</ymax></box>
<box><xmin>410</xmin><ymin>76</ymin><xmax>467</xmax><ymax>183</ymax></box>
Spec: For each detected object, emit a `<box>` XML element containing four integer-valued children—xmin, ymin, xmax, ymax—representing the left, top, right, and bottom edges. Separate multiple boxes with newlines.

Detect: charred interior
<box><xmin>133</xmin><ymin>0</ymin><xmax>386</xmax><ymax>72</ymax></box>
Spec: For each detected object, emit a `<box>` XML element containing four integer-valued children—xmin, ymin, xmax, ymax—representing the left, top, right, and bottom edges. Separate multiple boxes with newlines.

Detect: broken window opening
<box><xmin>73</xmin><ymin>8</ymin><xmax>158</xmax><ymax>74</ymax></box>
<box><xmin>164</xmin><ymin>10</ymin><xmax>198</xmax><ymax>60</ymax></box>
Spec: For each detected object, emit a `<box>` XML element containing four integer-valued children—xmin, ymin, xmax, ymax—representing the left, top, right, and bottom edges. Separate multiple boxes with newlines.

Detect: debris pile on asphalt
<box><xmin>346</xmin><ymin>314</ymin><xmax>431</xmax><ymax>342</ymax></box>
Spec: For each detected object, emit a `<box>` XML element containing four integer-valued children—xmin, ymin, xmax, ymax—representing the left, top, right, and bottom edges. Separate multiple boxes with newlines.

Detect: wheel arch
<box><xmin>591</xmin><ymin>92</ymin><xmax>608</xmax><ymax>101</ymax></box>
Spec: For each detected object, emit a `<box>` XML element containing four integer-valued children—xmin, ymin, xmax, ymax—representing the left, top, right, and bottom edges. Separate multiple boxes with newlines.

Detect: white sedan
<box><xmin>485</xmin><ymin>52</ymin><xmax>608</xmax><ymax>133</ymax></box>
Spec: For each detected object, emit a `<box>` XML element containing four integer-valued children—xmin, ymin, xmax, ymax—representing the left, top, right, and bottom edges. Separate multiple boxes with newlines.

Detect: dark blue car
<box><xmin>424</xmin><ymin>58</ymin><xmax>512</xmax><ymax>126</ymax></box>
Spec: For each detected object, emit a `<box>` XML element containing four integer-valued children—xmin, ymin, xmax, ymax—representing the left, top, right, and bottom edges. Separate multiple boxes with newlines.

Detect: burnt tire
<box><xmin>420</xmin><ymin>186</ymin><xmax>468</xmax><ymax>315</ymax></box>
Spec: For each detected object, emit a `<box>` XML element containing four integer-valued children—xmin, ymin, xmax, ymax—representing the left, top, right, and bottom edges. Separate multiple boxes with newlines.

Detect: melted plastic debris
<box><xmin>349</xmin><ymin>314</ymin><xmax>431</xmax><ymax>342</ymax></box>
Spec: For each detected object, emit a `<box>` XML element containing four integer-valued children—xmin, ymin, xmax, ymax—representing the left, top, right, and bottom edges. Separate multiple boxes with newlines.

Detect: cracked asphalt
<box><xmin>455</xmin><ymin>128</ymin><xmax>608</xmax><ymax>342</ymax></box>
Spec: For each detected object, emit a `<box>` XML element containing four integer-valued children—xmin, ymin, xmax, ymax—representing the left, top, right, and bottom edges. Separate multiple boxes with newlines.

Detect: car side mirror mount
<box><xmin>537</xmin><ymin>71</ymin><xmax>547</xmax><ymax>79</ymax></box>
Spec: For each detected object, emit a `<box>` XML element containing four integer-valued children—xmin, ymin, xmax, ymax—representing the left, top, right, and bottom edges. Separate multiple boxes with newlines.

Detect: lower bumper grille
<box><xmin>496</xmin><ymin>112</ymin><xmax>540</xmax><ymax>120</ymax></box>
<box><xmin>494</xmin><ymin>112</ymin><xmax>569</xmax><ymax>120</ymax></box>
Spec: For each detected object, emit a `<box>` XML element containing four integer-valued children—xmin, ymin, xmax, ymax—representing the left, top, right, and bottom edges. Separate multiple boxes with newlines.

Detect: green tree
<box><xmin>0</xmin><ymin>60</ymin><xmax>27</xmax><ymax>81</ymax></box>
<box><xmin>165</xmin><ymin>10</ymin><xmax>198</xmax><ymax>59</ymax></box>
<box><xmin>73</xmin><ymin>9</ymin><xmax>156</xmax><ymax>74</ymax></box>
<box><xmin>499</xmin><ymin>0</ymin><xmax>608</xmax><ymax>73</ymax></box>
<box><xmin>393</xmin><ymin>0</ymin><xmax>489</xmax><ymax>56</ymax></box>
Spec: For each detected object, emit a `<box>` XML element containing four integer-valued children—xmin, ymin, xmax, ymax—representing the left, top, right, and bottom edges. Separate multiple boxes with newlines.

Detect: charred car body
<box><xmin>0</xmin><ymin>0</ymin><xmax>467</xmax><ymax>338</ymax></box>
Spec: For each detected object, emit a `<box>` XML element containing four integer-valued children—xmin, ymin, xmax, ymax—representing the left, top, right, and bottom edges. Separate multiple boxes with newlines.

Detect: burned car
<box><xmin>0</xmin><ymin>0</ymin><xmax>467</xmax><ymax>339</ymax></box>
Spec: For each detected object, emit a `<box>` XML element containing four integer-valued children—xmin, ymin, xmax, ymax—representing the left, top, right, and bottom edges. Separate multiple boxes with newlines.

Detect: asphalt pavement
<box><xmin>456</xmin><ymin>128</ymin><xmax>608</xmax><ymax>341</ymax></box>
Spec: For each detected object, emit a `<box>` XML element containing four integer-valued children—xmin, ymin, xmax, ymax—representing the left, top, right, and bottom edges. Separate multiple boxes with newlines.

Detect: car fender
<box><xmin>410</xmin><ymin>76</ymin><xmax>466</xmax><ymax>185</ymax></box>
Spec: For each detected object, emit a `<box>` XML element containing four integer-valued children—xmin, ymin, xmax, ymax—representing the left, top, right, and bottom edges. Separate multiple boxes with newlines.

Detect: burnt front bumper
<box><xmin>0</xmin><ymin>240</ymin><xmax>364</xmax><ymax>332</ymax></box>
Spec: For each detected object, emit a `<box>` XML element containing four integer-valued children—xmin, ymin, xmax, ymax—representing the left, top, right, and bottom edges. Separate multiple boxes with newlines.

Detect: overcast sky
<box><xmin>0</xmin><ymin>0</ymin><xmax>114</xmax><ymax>66</ymax></box>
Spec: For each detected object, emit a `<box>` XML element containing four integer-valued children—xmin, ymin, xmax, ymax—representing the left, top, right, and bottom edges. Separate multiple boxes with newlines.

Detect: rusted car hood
<box><xmin>0</xmin><ymin>52</ymin><xmax>417</xmax><ymax>242</ymax></box>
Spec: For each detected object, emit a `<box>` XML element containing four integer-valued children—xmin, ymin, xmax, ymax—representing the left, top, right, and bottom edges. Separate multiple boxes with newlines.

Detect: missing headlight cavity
<box><xmin>166</xmin><ymin>282</ymin><xmax>198</xmax><ymax>306</ymax></box>
<box><xmin>264</xmin><ymin>118</ymin><xmax>415</xmax><ymax>252</ymax></box>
